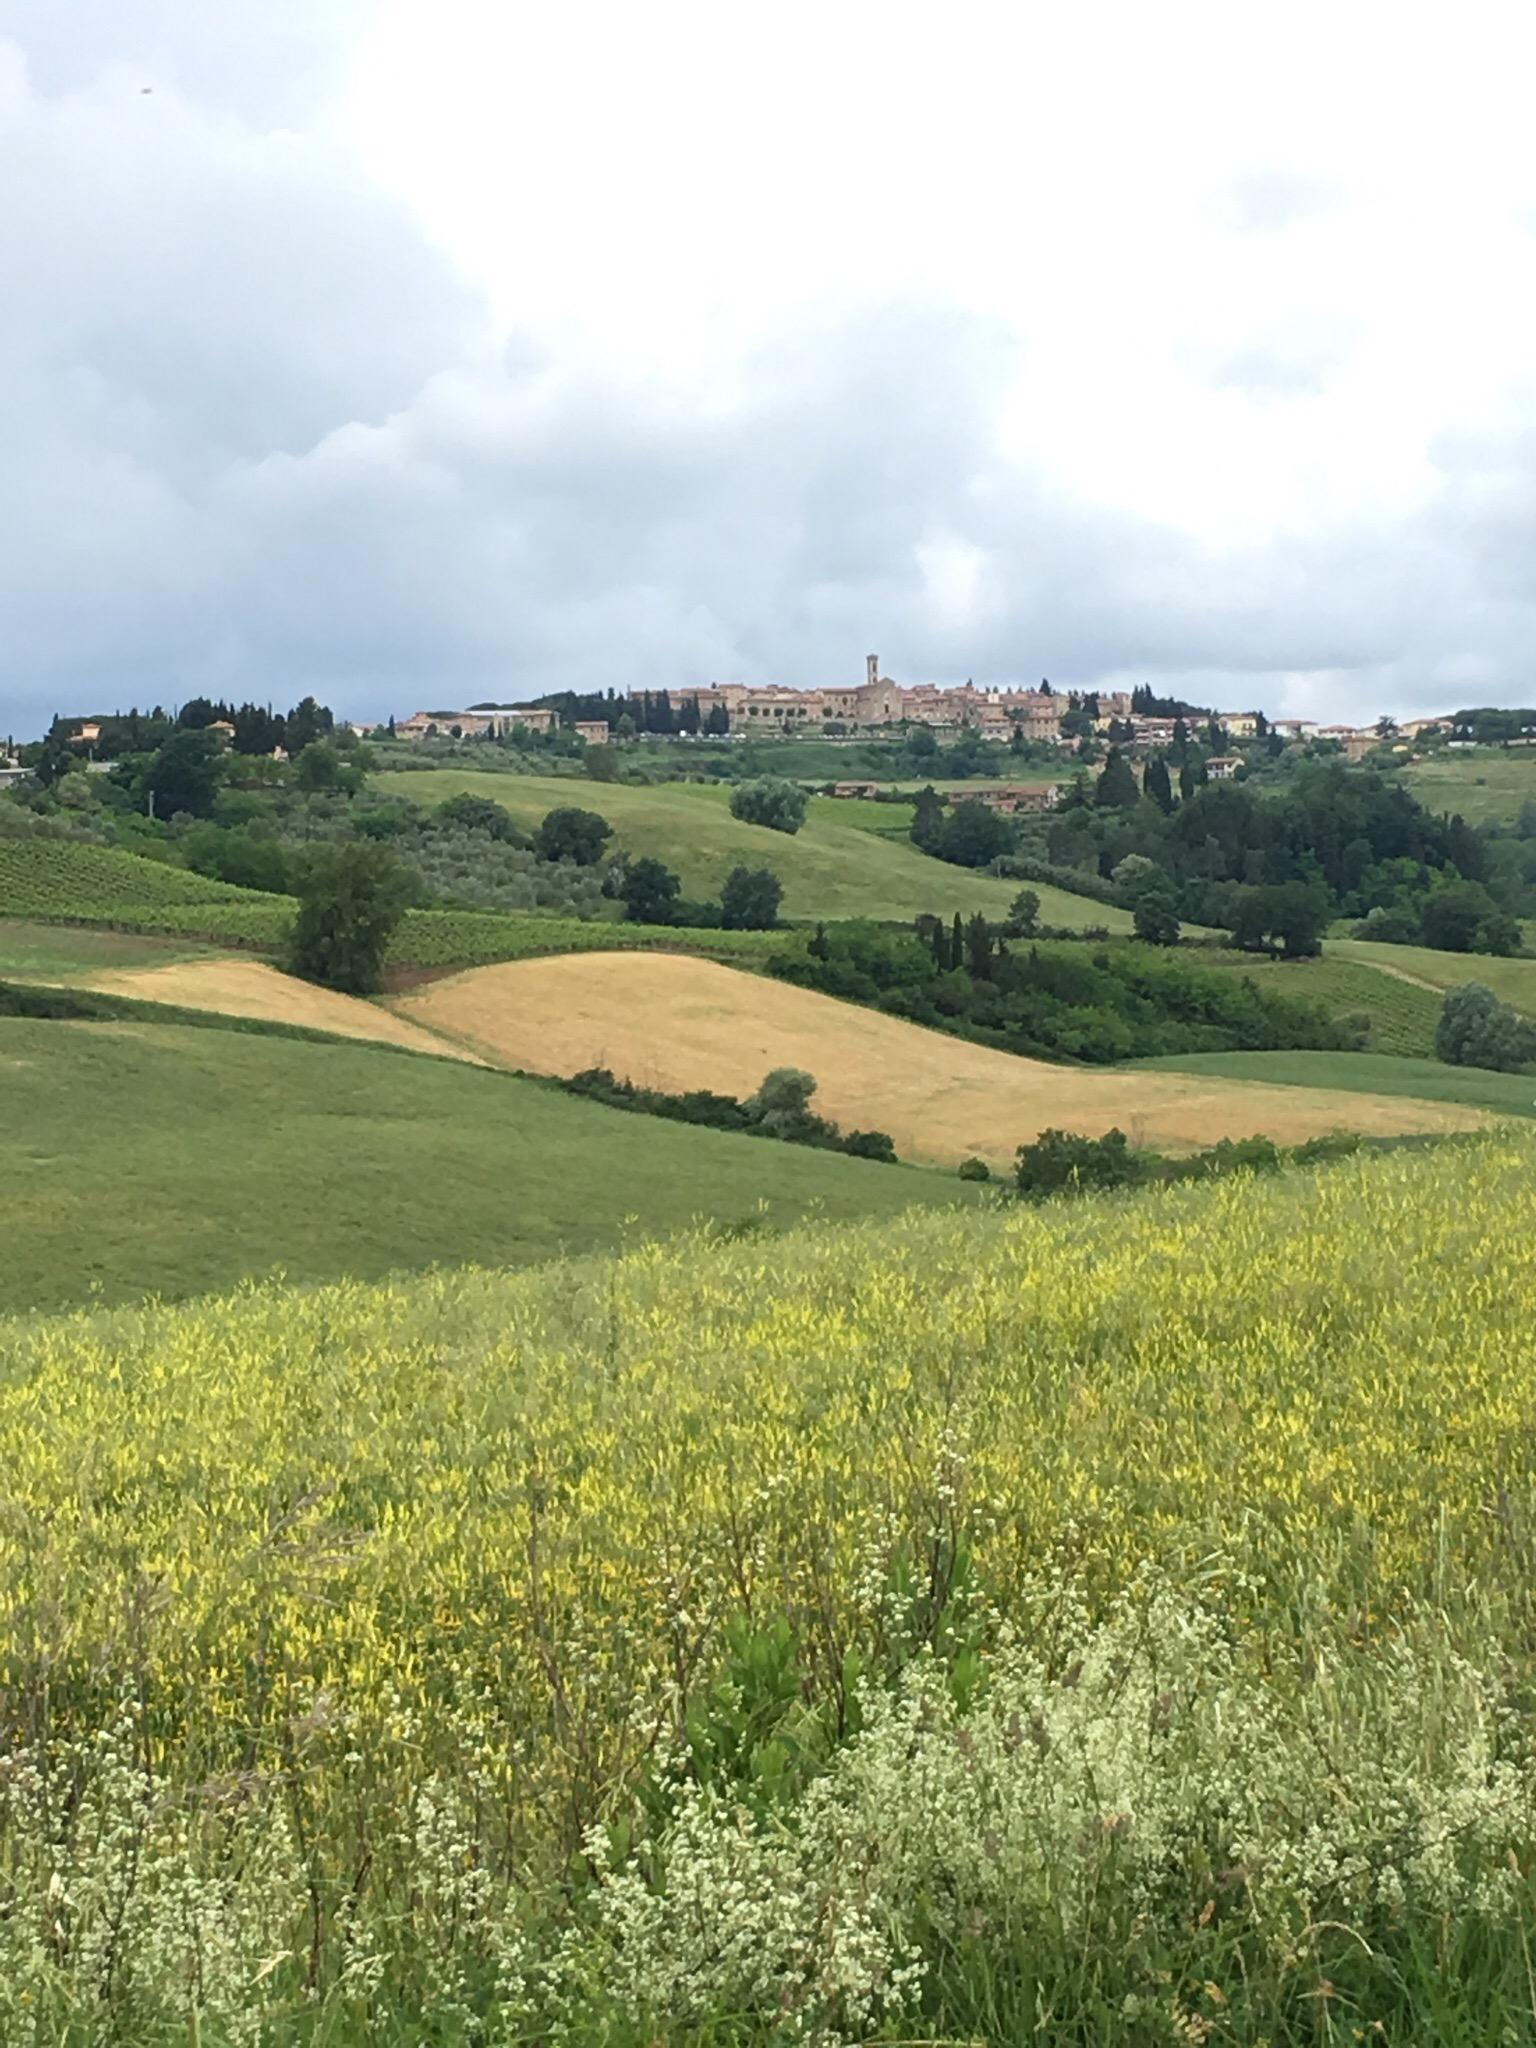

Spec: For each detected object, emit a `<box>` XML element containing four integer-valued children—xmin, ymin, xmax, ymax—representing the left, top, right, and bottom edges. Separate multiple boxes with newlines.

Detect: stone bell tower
<box><xmin>866</xmin><ymin>653</ymin><xmax>879</xmax><ymax>689</ymax></box>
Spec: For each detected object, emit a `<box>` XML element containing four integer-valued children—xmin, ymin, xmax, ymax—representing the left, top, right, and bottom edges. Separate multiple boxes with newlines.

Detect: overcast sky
<box><xmin>4</xmin><ymin>0</ymin><xmax>1536</xmax><ymax>738</ymax></box>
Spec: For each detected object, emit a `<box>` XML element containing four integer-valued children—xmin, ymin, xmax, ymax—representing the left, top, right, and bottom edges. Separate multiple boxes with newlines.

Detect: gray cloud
<box><xmin>1</xmin><ymin>14</ymin><xmax>1534</xmax><ymax>737</ymax></box>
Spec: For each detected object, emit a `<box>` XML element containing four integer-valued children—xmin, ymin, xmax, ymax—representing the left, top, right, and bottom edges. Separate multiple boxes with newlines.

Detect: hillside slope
<box><xmin>3</xmin><ymin>1133</ymin><xmax>1536</xmax><ymax>2038</ymax></box>
<box><xmin>0</xmin><ymin>1017</ymin><xmax>970</xmax><ymax>1313</ymax></box>
<box><xmin>76</xmin><ymin>956</ymin><xmax>482</xmax><ymax>1062</ymax></box>
<box><xmin>392</xmin><ymin>951</ymin><xmax>1485</xmax><ymax>1162</ymax></box>
<box><xmin>376</xmin><ymin>768</ymin><xmax>1131</xmax><ymax>927</ymax></box>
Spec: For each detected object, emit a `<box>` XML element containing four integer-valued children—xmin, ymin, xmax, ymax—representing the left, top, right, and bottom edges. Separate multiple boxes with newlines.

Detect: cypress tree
<box><xmin>1145</xmin><ymin>755</ymin><xmax>1175</xmax><ymax>814</ymax></box>
<box><xmin>950</xmin><ymin>913</ymin><xmax>964</xmax><ymax>972</ymax></box>
<box><xmin>1094</xmin><ymin>747</ymin><xmax>1141</xmax><ymax>810</ymax></box>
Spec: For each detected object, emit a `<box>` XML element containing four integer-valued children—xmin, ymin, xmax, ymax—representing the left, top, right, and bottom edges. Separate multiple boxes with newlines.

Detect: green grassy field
<box><xmin>1401</xmin><ymin>746</ymin><xmax>1536</xmax><ymax>825</ymax></box>
<box><xmin>0</xmin><ymin>1017</ymin><xmax>971</xmax><ymax>1313</ymax></box>
<box><xmin>1137</xmin><ymin>1047</ymin><xmax>1536</xmax><ymax>1115</ymax></box>
<box><xmin>0</xmin><ymin>917</ymin><xmax>203</xmax><ymax>979</ymax></box>
<box><xmin>375</xmin><ymin>768</ymin><xmax>1131</xmax><ymax>928</ymax></box>
<box><xmin>1196</xmin><ymin>944</ymin><xmax>1445</xmax><ymax>1054</ymax></box>
<box><xmin>1335</xmin><ymin>936</ymin><xmax>1536</xmax><ymax>1016</ymax></box>
<box><xmin>8</xmin><ymin>1135</ymin><xmax>1536</xmax><ymax>2040</ymax></box>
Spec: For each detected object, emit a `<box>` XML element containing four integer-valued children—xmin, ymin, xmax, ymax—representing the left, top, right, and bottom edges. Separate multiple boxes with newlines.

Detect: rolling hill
<box><xmin>375</xmin><ymin>768</ymin><xmax>1131</xmax><ymax>928</ymax></box>
<box><xmin>1333</xmin><ymin>936</ymin><xmax>1536</xmax><ymax>1016</ymax></box>
<box><xmin>1135</xmin><ymin>1048</ymin><xmax>1536</xmax><ymax>1117</ymax></box>
<box><xmin>390</xmin><ymin>951</ymin><xmax>1485</xmax><ymax>1164</ymax></box>
<box><xmin>1401</xmin><ymin>747</ymin><xmax>1536</xmax><ymax>826</ymax></box>
<box><xmin>0</xmin><ymin>1017</ymin><xmax>971</xmax><ymax>1313</ymax></box>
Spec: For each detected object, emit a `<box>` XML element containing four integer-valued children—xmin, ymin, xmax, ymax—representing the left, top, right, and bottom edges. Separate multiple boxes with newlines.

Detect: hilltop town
<box><xmin>389</xmin><ymin>652</ymin><xmax>1455</xmax><ymax>761</ymax></box>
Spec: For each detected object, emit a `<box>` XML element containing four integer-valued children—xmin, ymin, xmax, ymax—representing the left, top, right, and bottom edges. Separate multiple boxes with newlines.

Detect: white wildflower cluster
<box><xmin>584</xmin><ymin>1580</ymin><xmax>1536</xmax><ymax>2041</ymax></box>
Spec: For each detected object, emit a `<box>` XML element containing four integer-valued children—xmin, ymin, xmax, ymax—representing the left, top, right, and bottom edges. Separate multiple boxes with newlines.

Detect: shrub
<box><xmin>1435</xmin><ymin>982</ymin><xmax>1536</xmax><ymax>1071</ymax></box>
<box><xmin>1353</xmin><ymin>903</ymin><xmax>1421</xmax><ymax>944</ymax></box>
<box><xmin>958</xmin><ymin>1156</ymin><xmax>991</xmax><ymax>1181</ymax></box>
<box><xmin>730</xmin><ymin>779</ymin><xmax>806</xmax><ymax>834</ymax></box>
<box><xmin>1015</xmin><ymin>1127</ymin><xmax>1144</xmax><ymax>1198</ymax></box>
<box><xmin>840</xmin><ymin>1129</ymin><xmax>897</xmax><ymax>1163</ymax></box>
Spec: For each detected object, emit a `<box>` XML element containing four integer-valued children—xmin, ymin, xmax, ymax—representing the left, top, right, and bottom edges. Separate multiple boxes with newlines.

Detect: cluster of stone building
<box><xmin>392</xmin><ymin>658</ymin><xmax>1458</xmax><ymax>758</ymax></box>
<box><xmin>395</xmin><ymin>707</ymin><xmax>612</xmax><ymax>746</ymax></box>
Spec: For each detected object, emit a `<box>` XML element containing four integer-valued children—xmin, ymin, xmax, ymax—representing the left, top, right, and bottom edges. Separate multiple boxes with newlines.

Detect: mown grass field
<box><xmin>0</xmin><ymin>1017</ymin><xmax>968</xmax><ymax>1313</ymax></box>
<box><xmin>1138</xmin><ymin>1047</ymin><xmax>1536</xmax><ymax>1115</ymax></box>
<box><xmin>4</xmin><ymin>1134</ymin><xmax>1536</xmax><ymax>2041</ymax></box>
<box><xmin>1401</xmin><ymin>746</ymin><xmax>1536</xmax><ymax>824</ymax></box>
<box><xmin>392</xmin><ymin>951</ymin><xmax>1484</xmax><ymax>1162</ymax></box>
<box><xmin>375</xmin><ymin>767</ymin><xmax>1131</xmax><ymax>927</ymax></box>
<box><xmin>0</xmin><ymin>915</ymin><xmax>203</xmax><ymax>979</ymax></box>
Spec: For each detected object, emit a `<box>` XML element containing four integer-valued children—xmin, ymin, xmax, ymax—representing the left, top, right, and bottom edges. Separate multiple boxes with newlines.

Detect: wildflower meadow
<box><xmin>3</xmin><ymin>1131</ymin><xmax>1536</xmax><ymax>2042</ymax></box>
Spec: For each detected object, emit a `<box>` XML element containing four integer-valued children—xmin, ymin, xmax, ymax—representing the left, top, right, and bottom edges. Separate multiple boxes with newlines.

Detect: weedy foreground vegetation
<box><xmin>4</xmin><ymin>1134</ymin><xmax>1536</xmax><ymax>2043</ymax></box>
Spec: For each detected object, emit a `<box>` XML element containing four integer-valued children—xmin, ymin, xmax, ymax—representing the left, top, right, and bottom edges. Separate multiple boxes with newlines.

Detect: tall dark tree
<box><xmin>286</xmin><ymin>696</ymin><xmax>334</xmax><ymax>755</ymax></box>
<box><xmin>910</xmin><ymin>784</ymin><xmax>945</xmax><ymax>852</ymax></box>
<box><xmin>720</xmin><ymin>865</ymin><xmax>784</xmax><ymax>930</ymax></box>
<box><xmin>619</xmin><ymin>857</ymin><xmax>682</xmax><ymax>925</ymax></box>
<box><xmin>145</xmin><ymin>728</ymin><xmax>222</xmax><ymax>818</ymax></box>
<box><xmin>1144</xmin><ymin>755</ymin><xmax>1175</xmax><ymax>815</ymax></box>
<box><xmin>1094</xmin><ymin>747</ymin><xmax>1140</xmax><ymax>810</ymax></box>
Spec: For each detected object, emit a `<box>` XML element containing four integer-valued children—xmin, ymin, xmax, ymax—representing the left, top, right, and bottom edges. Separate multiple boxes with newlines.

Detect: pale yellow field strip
<box><xmin>78</xmin><ymin>958</ymin><xmax>486</xmax><ymax>1065</ymax></box>
<box><xmin>392</xmin><ymin>953</ymin><xmax>1484</xmax><ymax>1167</ymax></box>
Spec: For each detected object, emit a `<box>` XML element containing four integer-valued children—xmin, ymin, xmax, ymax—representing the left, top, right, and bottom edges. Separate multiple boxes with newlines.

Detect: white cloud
<box><xmin>3</xmin><ymin>0</ymin><xmax>1536</xmax><ymax>735</ymax></box>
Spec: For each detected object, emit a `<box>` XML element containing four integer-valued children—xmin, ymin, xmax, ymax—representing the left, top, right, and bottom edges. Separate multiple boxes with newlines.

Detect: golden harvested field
<box><xmin>80</xmin><ymin>957</ymin><xmax>482</xmax><ymax>1064</ymax></box>
<box><xmin>392</xmin><ymin>951</ymin><xmax>1485</xmax><ymax>1163</ymax></box>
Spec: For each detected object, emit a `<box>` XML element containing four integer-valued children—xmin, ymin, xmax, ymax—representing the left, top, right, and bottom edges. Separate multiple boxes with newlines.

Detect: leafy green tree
<box><xmin>730</xmin><ymin>778</ymin><xmax>807</xmax><ymax>834</ymax></box>
<box><xmin>746</xmin><ymin>1066</ymin><xmax>821</xmax><ymax>1140</ymax></box>
<box><xmin>145</xmin><ymin>728</ymin><xmax>223</xmax><ymax>819</ymax></box>
<box><xmin>1435</xmin><ymin>982</ymin><xmax>1536</xmax><ymax>1071</ymax></box>
<box><xmin>584</xmin><ymin>744</ymin><xmax>620</xmax><ymax>782</ymax></box>
<box><xmin>1006</xmin><ymin>888</ymin><xmax>1041</xmax><ymax>937</ymax></box>
<box><xmin>289</xmin><ymin>842</ymin><xmax>409</xmax><ymax>994</ymax></box>
<box><xmin>436</xmin><ymin>793</ymin><xmax>522</xmax><ymax>842</ymax></box>
<box><xmin>1133</xmin><ymin>885</ymin><xmax>1181</xmax><ymax>946</ymax></box>
<box><xmin>619</xmin><ymin>856</ymin><xmax>682</xmax><ymax>924</ymax></box>
<box><xmin>535</xmin><ymin>805</ymin><xmax>613</xmax><ymax>864</ymax></box>
<box><xmin>720</xmin><ymin>865</ymin><xmax>783</xmax><ymax>930</ymax></box>
<box><xmin>32</xmin><ymin>731</ymin><xmax>78</xmax><ymax>789</ymax></box>
<box><xmin>1419</xmin><ymin>881</ymin><xmax>1519</xmax><ymax>955</ymax></box>
<box><xmin>294</xmin><ymin>739</ymin><xmax>362</xmax><ymax>793</ymax></box>
<box><xmin>1111</xmin><ymin>853</ymin><xmax>1163</xmax><ymax>904</ymax></box>
<box><xmin>936</xmin><ymin>800</ymin><xmax>1014</xmax><ymax>868</ymax></box>
<box><xmin>1094</xmin><ymin>747</ymin><xmax>1140</xmax><ymax>810</ymax></box>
